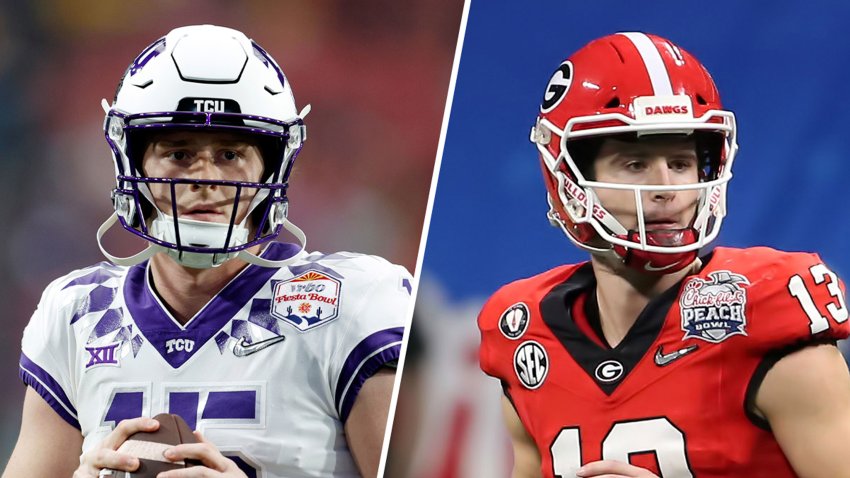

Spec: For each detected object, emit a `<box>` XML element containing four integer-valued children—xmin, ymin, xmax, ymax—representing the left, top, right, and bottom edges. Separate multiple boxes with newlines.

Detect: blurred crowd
<box><xmin>0</xmin><ymin>0</ymin><xmax>462</xmax><ymax>466</ymax></box>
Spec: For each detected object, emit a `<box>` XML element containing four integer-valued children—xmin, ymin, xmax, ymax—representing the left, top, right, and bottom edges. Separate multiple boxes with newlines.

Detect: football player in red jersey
<box><xmin>478</xmin><ymin>32</ymin><xmax>850</xmax><ymax>478</ymax></box>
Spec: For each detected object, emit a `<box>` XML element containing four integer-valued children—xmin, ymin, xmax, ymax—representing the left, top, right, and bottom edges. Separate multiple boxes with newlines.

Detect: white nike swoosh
<box><xmin>232</xmin><ymin>335</ymin><xmax>286</xmax><ymax>357</ymax></box>
<box><xmin>654</xmin><ymin>344</ymin><xmax>698</xmax><ymax>366</ymax></box>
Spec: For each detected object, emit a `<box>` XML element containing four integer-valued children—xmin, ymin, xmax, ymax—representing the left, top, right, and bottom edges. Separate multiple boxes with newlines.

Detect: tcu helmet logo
<box><xmin>514</xmin><ymin>341</ymin><xmax>549</xmax><ymax>389</ymax></box>
<box><xmin>499</xmin><ymin>303</ymin><xmax>530</xmax><ymax>339</ymax></box>
<box><xmin>271</xmin><ymin>271</ymin><xmax>342</xmax><ymax>331</ymax></box>
<box><xmin>681</xmin><ymin>271</ymin><xmax>750</xmax><ymax>343</ymax></box>
<box><xmin>193</xmin><ymin>99</ymin><xmax>225</xmax><ymax>112</ymax></box>
<box><xmin>540</xmin><ymin>61</ymin><xmax>573</xmax><ymax>112</ymax></box>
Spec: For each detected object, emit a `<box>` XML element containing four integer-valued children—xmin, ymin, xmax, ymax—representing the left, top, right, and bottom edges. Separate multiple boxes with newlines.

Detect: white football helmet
<box><xmin>98</xmin><ymin>24</ymin><xmax>310</xmax><ymax>268</ymax></box>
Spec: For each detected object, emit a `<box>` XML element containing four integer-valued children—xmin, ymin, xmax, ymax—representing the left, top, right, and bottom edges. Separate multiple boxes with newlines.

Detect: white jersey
<box><xmin>19</xmin><ymin>243</ymin><xmax>412</xmax><ymax>478</ymax></box>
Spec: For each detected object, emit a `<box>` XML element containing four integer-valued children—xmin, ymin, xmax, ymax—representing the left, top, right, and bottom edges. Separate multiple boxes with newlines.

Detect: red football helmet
<box><xmin>531</xmin><ymin>32</ymin><xmax>737</xmax><ymax>273</ymax></box>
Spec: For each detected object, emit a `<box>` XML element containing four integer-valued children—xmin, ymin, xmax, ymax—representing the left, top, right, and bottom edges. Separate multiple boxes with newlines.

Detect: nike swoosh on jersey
<box><xmin>232</xmin><ymin>335</ymin><xmax>286</xmax><ymax>357</ymax></box>
<box><xmin>654</xmin><ymin>344</ymin><xmax>699</xmax><ymax>367</ymax></box>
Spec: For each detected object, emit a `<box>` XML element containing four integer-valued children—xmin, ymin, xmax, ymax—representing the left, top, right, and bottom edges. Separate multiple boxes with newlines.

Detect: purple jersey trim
<box><xmin>123</xmin><ymin>243</ymin><xmax>300</xmax><ymax>369</ymax></box>
<box><xmin>19</xmin><ymin>353</ymin><xmax>80</xmax><ymax>430</ymax></box>
<box><xmin>335</xmin><ymin>327</ymin><xmax>403</xmax><ymax>423</ymax></box>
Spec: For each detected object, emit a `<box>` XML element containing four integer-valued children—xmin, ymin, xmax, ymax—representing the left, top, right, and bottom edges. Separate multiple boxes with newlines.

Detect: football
<box><xmin>107</xmin><ymin>413</ymin><xmax>199</xmax><ymax>477</ymax></box>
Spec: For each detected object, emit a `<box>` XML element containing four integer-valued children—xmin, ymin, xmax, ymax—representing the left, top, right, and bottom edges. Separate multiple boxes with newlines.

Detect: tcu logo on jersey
<box><xmin>165</xmin><ymin>338</ymin><xmax>195</xmax><ymax>354</ymax></box>
<box><xmin>680</xmin><ymin>271</ymin><xmax>750</xmax><ymax>343</ymax></box>
<box><xmin>271</xmin><ymin>271</ymin><xmax>342</xmax><ymax>331</ymax></box>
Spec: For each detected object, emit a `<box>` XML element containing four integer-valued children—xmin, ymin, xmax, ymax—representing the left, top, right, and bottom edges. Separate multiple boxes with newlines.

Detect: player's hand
<box><xmin>158</xmin><ymin>431</ymin><xmax>248</xmax><ymax>477</ymax></box>
<box><xmin>73</xmin><ymin>417</ymin><xmax>160</xmax><ymax>478</ymax></box>
<box><xmin>576</xmin><ymin>460</ymin><xmax>661</xmax><ymax>478</ymax></box>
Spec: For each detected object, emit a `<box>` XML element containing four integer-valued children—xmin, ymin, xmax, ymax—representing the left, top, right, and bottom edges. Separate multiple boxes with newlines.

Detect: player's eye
<box><xmin>624</xmin><ymin>160</ymin><xmax>646</xmax><ymax>172</ymax></box>
<box><xmin>167</xmin><ymin>151</ymin><xmax>189</xmax><ymax>161</ymax></box>
<box><xmin>222</xmin><ymin>150</ymin><xmax>239</xmax><ymax>161</ymax></box>
<box><xmin>669</xmin><ymin>158</ymin><xmax>696</xmax><ymax>172</ymax></box>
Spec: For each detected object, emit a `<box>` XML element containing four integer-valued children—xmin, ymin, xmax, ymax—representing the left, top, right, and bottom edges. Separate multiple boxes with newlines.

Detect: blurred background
<box><xmin>0</xmin><ymin>0</ymin><xmax>463</xmax><ymax>467</ymax></box>
<box><xmin>387</xmin><ymin>1</ymin><xmax>850</xmax><ymax>477</ymax></box>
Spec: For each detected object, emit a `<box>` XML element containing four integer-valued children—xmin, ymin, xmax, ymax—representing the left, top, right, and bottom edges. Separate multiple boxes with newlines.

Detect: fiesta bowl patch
<box><xmin>272</xmin><ymin>271</ymin><xmax>342</xmax><ymax>331</ymax></box>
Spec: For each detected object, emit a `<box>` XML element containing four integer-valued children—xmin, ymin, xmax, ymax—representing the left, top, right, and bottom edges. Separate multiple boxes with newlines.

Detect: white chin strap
<box><xmin>96</xmin><ymin>212</ymin><xmax>307</xmax><ymax>269</ymax></box>
<box><xmin>149</xmin><ymin>214</ymin><xmax>249</xmax><ymax>268</ymax></box>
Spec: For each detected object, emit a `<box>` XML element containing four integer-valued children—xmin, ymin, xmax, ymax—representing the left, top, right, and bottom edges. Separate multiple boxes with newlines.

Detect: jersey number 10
<box><xmin>551</xmin><ymin>417</ymin><xmax>693</xmax><ymax>477</ymax></box>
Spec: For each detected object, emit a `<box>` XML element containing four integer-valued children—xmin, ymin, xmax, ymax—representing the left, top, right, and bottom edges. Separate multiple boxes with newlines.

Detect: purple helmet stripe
<box><xmin>251</xmin><ymin>41</ymin><xmax>286</xmax><ymax>88</ymax></box>
<box><xmin>128</xmin><ymin>37</ymin><xmax>166</xmax><ymax>77</ymax></box>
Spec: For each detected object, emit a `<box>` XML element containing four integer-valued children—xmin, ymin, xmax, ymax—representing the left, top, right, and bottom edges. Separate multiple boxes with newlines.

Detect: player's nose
<box><xmin>647</xmin><ymin>159</ymin><xmax>675</xmax><ymax>202</ymax></box>
<box><xmin>188</xmin><ymin>150</ymin><xmax>222</xmax><ymax>190</ymax></box>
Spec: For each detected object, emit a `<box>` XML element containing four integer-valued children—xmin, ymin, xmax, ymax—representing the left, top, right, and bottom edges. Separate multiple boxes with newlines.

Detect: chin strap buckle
<box><xmin>111</xmin><ymin>190</ymin><xmax>137</xmax><ymax>225</ymax></box>
<box><xmin>269</xmin><ymin>200</ymin><xmax>289</xmax><ymax>229</ymax></box>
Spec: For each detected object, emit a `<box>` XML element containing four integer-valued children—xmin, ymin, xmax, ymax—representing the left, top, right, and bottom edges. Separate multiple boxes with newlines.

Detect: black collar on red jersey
<box><xmin>582</xmin><ymin>287</ymin><xmax>608</xmax><ymax>349</ymax></box>
<box><xmin>540</xmin><ymin>255</ymin><xmax>713</xmax><ymax>395</ymax></box>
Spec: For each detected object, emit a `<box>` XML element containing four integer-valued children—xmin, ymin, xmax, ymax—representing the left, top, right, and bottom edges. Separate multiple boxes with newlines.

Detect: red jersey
<box><xmin>478</xmin><ymin>247</ymin><xmax>850</xmax><ymax>478</ymax></box>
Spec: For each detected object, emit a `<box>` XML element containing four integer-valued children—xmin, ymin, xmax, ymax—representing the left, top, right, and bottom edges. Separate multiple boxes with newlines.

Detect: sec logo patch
<box><xmin>272</xmin><ymin>271</ymin><xmax>342</xmax><ymax>331</ymax></box>
<box><xmin>499</xmin><ymin>302</ymin><xmax>530</xmax><ymax>340</ymax></box>
<box><xmin>514</xmin><ymin>341</ymin><xmax>548</xmax><ymax>390</ymax></box>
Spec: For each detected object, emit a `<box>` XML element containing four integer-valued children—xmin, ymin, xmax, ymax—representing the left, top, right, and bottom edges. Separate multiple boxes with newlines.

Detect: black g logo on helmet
<box><xmin>541</xmin><ymin>61</ymin><xmax>573</xmax><ymax>112</ymax></box>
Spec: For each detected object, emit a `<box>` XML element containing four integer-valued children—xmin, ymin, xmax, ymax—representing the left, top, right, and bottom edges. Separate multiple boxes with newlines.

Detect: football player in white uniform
<box><xmin>4</xmin><ymin>25</ymin><xmax>411</xmax><ymax>478</ymax></box>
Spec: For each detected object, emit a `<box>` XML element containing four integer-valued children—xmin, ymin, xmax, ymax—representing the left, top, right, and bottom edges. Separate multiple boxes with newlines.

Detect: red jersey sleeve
<box><xmin>744</xmin><ymin>250</ymin><xmax>850</xmax><ymax>353</ymax></box>
<box><xmin>478</xmin><ymin>287</ymin><xmax>512</xmax><ymax>381</ymax></box>
<box><xmin>478</xmin><ymin>264</ymin><xmax>582</xmax><ymax>386</ymax></box>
